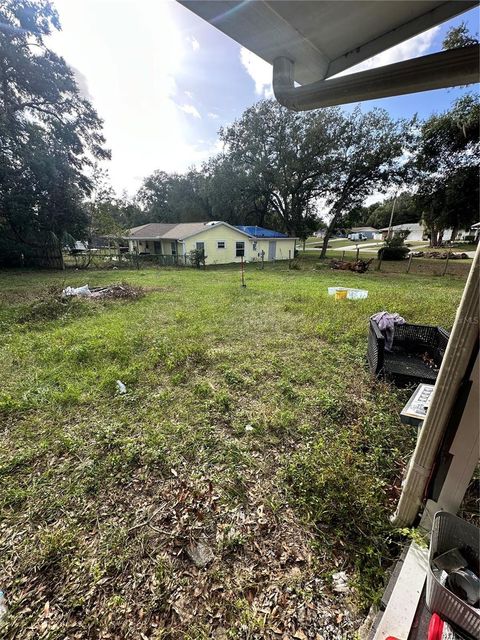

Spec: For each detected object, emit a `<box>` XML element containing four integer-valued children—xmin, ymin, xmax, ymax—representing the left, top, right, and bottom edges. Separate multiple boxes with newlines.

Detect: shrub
<box><xmin>378</xmin><ymin>235</ymin><xmax>409</xmax><ymax>261</ymax></box>
<box><xmin>378</xmin><ymin>245</ymin><xmax>409</xmax><ymax>260</ymax></box>
<box><xmin>189</xmin><ymin>248</ymin><xmax>206</xmax><ymax>269</ymax></box>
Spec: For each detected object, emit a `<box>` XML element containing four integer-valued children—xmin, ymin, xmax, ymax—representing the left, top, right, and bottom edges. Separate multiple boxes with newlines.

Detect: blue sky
<box><xmin>48</xmin><ymin>1</ymin><xmax>479</xmax><ymax>195</ymax></box>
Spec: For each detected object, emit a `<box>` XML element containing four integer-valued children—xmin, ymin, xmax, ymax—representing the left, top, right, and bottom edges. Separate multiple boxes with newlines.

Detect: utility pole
<box><xmin>387</xmin><ymin>192</ymin><xmax>398</xmax><ymax>240</ymax></box>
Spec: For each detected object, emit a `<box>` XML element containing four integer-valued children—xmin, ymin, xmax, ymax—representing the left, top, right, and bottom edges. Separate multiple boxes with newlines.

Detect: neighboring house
<box><xmin>470</xmin><ymin>221</ymin><xmax>480</xmax><ymax>240</ymax></box>
<box><xmin>380</xmin><ymin>222</ymin><xmax>471</xmax><ymax>243</ymax></box>
<box><xmin>125</xmin><ymin>221</ymin><xmax>297</xmax><ymax>265</ymax></box>
<box><xmin>348</xmin><ymin>226</ymin><xmax>379</xmax><ymax>240</ymax></box>
<box><xmin>379</xmin><ymin>222</ymin><xmax>426</xmax><ymax>242</ymax></box>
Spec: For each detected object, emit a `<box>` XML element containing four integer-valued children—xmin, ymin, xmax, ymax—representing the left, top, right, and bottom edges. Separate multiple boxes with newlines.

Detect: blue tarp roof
<box><xmin>236</xmin><ymin>225</ymin><xmax>288</xmax><ymax>238</ymax></box>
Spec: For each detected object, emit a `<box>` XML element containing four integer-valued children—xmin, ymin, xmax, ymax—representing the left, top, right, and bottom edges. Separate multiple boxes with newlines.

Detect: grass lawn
<box><xmin>0</xmin><ymin>262</ymin><xmax>468</xmax><ymax>639</ymax></box>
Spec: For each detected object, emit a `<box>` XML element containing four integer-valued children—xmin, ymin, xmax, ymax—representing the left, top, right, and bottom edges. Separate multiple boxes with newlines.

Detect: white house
<box><xmin>125</xmin><ymin>221</ymin><xmax>297</xmax><ymax>265</ymax></box>
<box><xmin>471</xmin><ymin>221</ymin><xmax>480</xmax><ymax>240</ymax></box>
<box><xmin>379</xmin><ymin>222</ymin><xmax>426</xmax><ymax>242</ymax></box>
<box><xmin>380</xmin><ymin>222</ymin><xmax>473</xmax><ymax>243</ymax></box>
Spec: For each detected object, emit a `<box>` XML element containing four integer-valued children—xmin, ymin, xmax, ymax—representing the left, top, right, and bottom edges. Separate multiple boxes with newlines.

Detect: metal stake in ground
<box><xmin>240</xmin><ymin>256</ymin><xmax>246</xmax><ymax>288</ymax></box>
<box><xmin>443</xmin><ymin>250</ymin><xmax>451</xmax><ymax>276</ymax></box>
<box><xmin>406</xmin><ymin>252</ymin><xmax>413</xmax><ymax>273</ymax></box>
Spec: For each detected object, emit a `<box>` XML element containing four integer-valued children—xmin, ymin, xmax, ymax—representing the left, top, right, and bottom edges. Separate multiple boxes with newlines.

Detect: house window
<box><xmin>196</xmin><ymin>242</ymin><xmax>205</xmax><ymax>256</ymax></box>
<box><xmin>145</xmin><ymin>241</ymin><xmax>149</xmax><ymax>249</ymax></box>
<box><xmin>171</xmin><ymin>241</ymin><xmax>177</xmax><ymax>255</ymax></box>
<box><xmin>236</xmin><ymin>241</ymin><xmax>245</xmax><ymax>257</ymax></box>
<box><xmin>217</xmin><ymin>241</ymin><xmax>225</xmax><ymax>249</ymax></box>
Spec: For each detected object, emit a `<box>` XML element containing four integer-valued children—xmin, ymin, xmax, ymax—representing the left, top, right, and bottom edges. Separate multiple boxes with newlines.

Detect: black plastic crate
<box><xmin>367</xmin><ymin>320</ymin><xmax>449</xmax><ymax>385</ymax></box>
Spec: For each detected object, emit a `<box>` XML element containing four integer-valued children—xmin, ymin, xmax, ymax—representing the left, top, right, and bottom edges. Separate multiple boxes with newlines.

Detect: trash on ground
<box><xmin>116</xmin><ymin>380</ymin><xmax>127</xmax><ymax>394</ymax></box>
<box><xmin>0</xmin><ymin>590</ymin><xmax>7</xmax><ymax>622</ymax></box>
<box><xmin>187</xmin><ymin>541</ymin><xmax>215</xmax><ymax>568</ymax></box>
<box><xmin>62</xmin><ymin>283</ymin><xmax>144</xmax><ymax>300</ymax></box>
<box><xmin>63</xmin><ymin>284</ymin><xmax>91</xmax><ymax>297</ymax></box>
<box><xmin>331</xmin><ymin>571</ymin><xmax>350</xmax><ymax>593</ymax></box>
<box><xmin>328</xmin><ymin>287</ymin><xmax>368</xmax><ymax>300</ymax></box>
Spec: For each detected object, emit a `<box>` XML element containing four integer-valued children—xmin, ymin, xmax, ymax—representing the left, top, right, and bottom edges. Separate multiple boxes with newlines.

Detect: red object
<box><xmin>428</xmin><ymin>613</ymin><xmax>445</xmax><ymax>640</ymax></box>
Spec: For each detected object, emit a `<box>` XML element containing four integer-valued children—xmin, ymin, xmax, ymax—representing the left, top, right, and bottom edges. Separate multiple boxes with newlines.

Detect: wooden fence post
<box><xmin>355</xmin><ymin>245</ymin><xmax>359</xmax><ymax>261</ymax></box>
<box><xmin>342</xmin><ymin>250</ymin><xmax>345</xmax><ymax>261</ymax></box>
<box><xmin>377</xmin><ymin>250</ymin><xmax>383</xmax><ymax>271</ymax></box>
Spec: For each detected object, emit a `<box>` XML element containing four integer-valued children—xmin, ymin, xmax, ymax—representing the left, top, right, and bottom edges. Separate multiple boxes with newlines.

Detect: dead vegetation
<box><xmin>16</xmin><ymin>282</ymin><xmax>145</xmax><ymax>324</ymax></box>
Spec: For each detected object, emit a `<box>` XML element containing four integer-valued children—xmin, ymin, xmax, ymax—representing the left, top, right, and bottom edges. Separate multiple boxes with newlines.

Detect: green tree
<box><xmin>220</xmin><ymin>100</ymin><xmax>340</xmax><ymax>239</ymax></box>
<box><xmin>205</xmin><ymin>153</ymin><xmax>273</xmax><ymax>227</ymax></box>
<box><xmin>413</xmin><ymin>95</ymin><xmax>479</xmax><ymax>246</ymax></box>
<box><xmin>365</xmin><ymin>192</ymin><xmax>419</xmax><ymax>229</ymax></box>
<box><xmin>87</xmin><ymin>170</ymin><xmax>125</xmax><ymax>240</ymax></box>
<box><xmin>0</xmin><ymin>0</ymin><xmax>109</xmax><ymax>266</ymax></box>
<box><xmin>442</xmin><ymin>22</ymin><xmax>479</xmax><ymax>50</ymax></box>
<box><xmin>319</xmin><ymin>107</ymin><xmax>410</xmax><ymax>257</ymax></box>
<box><xmin>137</xmin><ymin>169</ymin><xmax>212</xmax><ymax>223</ymax></box>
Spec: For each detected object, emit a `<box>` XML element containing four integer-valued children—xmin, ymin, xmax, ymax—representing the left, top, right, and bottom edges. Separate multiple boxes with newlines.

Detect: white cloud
<box><xmin>46</xmin><ymin>0</ymin><xmax>215</xmax><ymax>194</ymax></box>
<box><xmin>240</xmin><ymin>47</ymin><xmax>273</xmax><ymax>97</ymax></box>
<box><xmin>188</xmin><ymin>35</ymin><xmax>200</xmax><ymax>52</ymax></box>
<box><xmin>179</xmin><ymin>103</ymin><xmax>201</xmax><ymax>118</ymax></box>
<box><xmin>207</xmin><ymin>111</ymin><xmax>220</xmax><ymax>119</ymax></box>
<box><xmin>184</xmin><ymin>90</ymin><xmax>194</xmax><ymax>99</ymax></box>
<box><xmin>336</xmin><ymin>27</ymin><xmax>441</xmax><ymax>76</ymax></box>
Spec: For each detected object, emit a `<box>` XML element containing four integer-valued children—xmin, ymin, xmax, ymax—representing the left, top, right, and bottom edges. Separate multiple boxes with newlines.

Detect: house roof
<box><xmin>127</xmin><ymin>222</ymin><xmax>210</xmax><ymax>240</ymax></box>
<box><xmin>379</xmin><ymin>222</ymin><xmax>423</xmax><ymax>232</ymax></box>
<box><xmin>350</xmin><ymin>227</ymin><xmax>378</xmax><ymax>232</ymax></box>
<box><xmin>127</xmin><ymin>221</ymin><xmax>294</xmax><ymax>241</ymax></box>
<box><xmin>235</xmin><ymin>225</ymin><xmax>288</xmax><ymax>238</ymax></box>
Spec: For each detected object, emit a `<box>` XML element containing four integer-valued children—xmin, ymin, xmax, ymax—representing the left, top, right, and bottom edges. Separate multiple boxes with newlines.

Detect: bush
<box><xmin>189</xmin><ymin>248</ymin><xmax>206</xmax><ymax>269</ymax></box>
<box><xmin>378</xmin><ymin>236</ymin><xmax>409</xmax><ymax>261</ymax></box>
<box><xmin>378</xmin><ymin>245</ymin><xmax>410</xmax><ymax>260</ymax></box>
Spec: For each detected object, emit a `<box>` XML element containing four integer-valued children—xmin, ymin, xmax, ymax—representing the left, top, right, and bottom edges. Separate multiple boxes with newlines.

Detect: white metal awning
<box><xmin>179</xmin><ymin>0</ymin><xmax>479</xmax><ymax>110</ymax></box>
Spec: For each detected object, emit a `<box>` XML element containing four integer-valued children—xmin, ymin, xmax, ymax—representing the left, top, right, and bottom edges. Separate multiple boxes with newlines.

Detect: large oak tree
<box><xmin>0</xmin><ymin>0</ymin><xmax>109</xmax><ymax>266</ymax></box>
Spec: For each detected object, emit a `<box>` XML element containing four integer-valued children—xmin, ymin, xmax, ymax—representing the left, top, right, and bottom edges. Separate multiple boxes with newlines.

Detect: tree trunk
<box><xmin>320</xmin><ymin>231</ymin><xmax>331</xmax><ymax>258</ymax></box>
<box><xmin>320</xmin><ymin>202</ymin><xmax>344</xmax><ymax>258</ymax></box>
<box><xmin>450</xmin><ymin>225</ymin><xmax>458</xmax><ymax>243</ymax></box>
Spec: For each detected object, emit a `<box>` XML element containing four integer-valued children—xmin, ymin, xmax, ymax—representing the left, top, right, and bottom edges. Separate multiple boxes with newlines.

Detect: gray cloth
<box><xmin>371</xmin><ymin>311</ymin><xmax>406</xmax><ymax>352</ymax></box>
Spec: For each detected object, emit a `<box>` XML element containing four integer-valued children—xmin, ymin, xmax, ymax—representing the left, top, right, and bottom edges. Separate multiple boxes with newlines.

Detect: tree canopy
<box><xmin>413</xmin><ymin>94</ymin><xmax>479</xmax><ymax>244</ymax></box>
<box><xmin>0</xmin><ymin>0</ymin><xmax>109</xmax><ymax>266</ymax></box>
<box><xmin>138</xmin><ymin>101</ymin><xmax>410</xmax><ymax>246</ymax></box>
